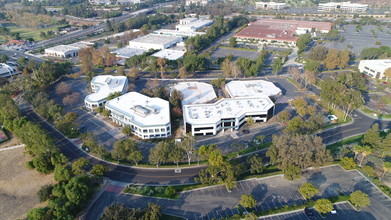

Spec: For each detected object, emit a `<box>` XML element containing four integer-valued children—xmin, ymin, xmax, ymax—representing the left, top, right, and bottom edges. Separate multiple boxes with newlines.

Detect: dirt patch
<box><xmin>0</xmin><ymin>132</ymin><xmax>22</xmax><ymax>149</ymax></box>
<box><xmin>0</xmin><ymin>148</ymin><xmax>54</xmax><ymax>220</ymax></box>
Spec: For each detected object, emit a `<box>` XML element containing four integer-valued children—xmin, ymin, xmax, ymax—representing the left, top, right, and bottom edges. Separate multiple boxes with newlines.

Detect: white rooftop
<box><xmin>85</xmin><ymin>75</ymin><xmax>128</xmax><ymax>103</ymax></box>
<box><xmin>129</xmin><ymin>34</ymin><xmax>182</xmax><ymax>45</ymax></box>
<box><xmin>112</xmin><ymin>47</ymin><xmax>147</xmax><ymax>58</ymax></box>
<box><xmin>225</xmin><ymin>80</ymin><xmax>282</xmax><ymax>98</ymax></box>
<box><xmin>45</xmin><ymin>45</ymin><xmax>80</xmax><ymax>53</ymax></box>
<box><xmin>175</xmin><ymin>19</ymin><xmax>214</xmax><ymax>30</ymax></box>
<box><xmin>105</xmin><ymin>92</ymin><xmax>170</xmax><ymax>127</ymax></box>
<box><xmin>173</xmin><ymin>82</ymin><xmax>217</xmax><ymax>106</ymax></box>
<box><xmin>152</xmin><ymin>29</ymin><xmax>205</xmax><ymax>37</ymax></box>
<box><xmin>183</xmin><ymin>96</ymin><xmax>274</xmax><ymax>124</ymax></box>
<box><xmin>69</xmin><ymin>41</ymin><xmax>94</xmax><ymax>49</ymax></box>
<box><xmin>360</xmin><ymin>59</ymin><xmax>391</xmax><ymax>72</ymax></box>
<box><xmin>152</xmin><ymin>49</ymin><xmax>185</xmax><ymax>60</ymax></box>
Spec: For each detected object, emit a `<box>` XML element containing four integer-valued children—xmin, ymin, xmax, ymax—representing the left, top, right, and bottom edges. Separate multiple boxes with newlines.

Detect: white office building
<box><xmin>256</xmin><ymin>2</ymin><xmax>287</xmax><ymax>10</ymax></box>
<box><xmin>175</xmin><ymin>18</ymin><xmax>214</xmax><ymax>32</ymax></box>
<box><xmin>84</xmin><ymin>75</ymin><xmax>128</xmax><ymax>111</ymax></box>
<box><xmin>173</xmin><ymin>82</ymin><xmax>217</xmax><ymax>106</ymax></box>
<box><xmin>225</xmin><ymin>80</ymin><xmax>282</xmax><ymax>101</ymax></box>
<box><xmin>105</xmin><ymin>92</ymin><xmax>171</xmax><ymax>139</ymax></box>
<box><xmin>318</xmin><ymin>2</ymin><xmax>368</xmax><ymax>13</ymax></box>
<box><xmin>183</xmin><ymin>96</ymin><xmax>275</xmax><ymax>136</ymax></box>
<box><xmin>152</xmin><ymin>49</ymin><xmax>186</xmax><ymax>61</ymax></box>
<box><xmin>359</xmin><ymin>59</ymin><xmax>391</xmax><ymax>79</ymax></box>
<box><xmin>111</xmin><ymin>47</ymin><xmax>147</xmax><ymax>59</ymax></box>
<box><xmin>128</xmin><ymin>34</ymin><xmax>183</xmax><ymax>50</ymax></box>
<box><xmin>185</xmin><ymin>0</ymin><xmax>209</xmax><ymax>6</ymax></box>
<box><xmin>152</xmin><ymin>29</ymin><xmax>205</xmax><ymax>38</ymax></box>
<box><xmin>45</xmin><ymin>45</ymin><xmax>81</xmax><ymax>58</ymax></box>
<box><xmin>0</xmin><ymin>63</ymin><xmax>19</xmax><ymax>78</ymax></box>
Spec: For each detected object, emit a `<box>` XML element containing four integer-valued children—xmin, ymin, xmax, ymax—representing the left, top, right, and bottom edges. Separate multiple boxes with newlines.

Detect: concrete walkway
<box><xmin>0</xmin><ymin>144</ymin><xmax>25</xmax><ymax>152</ymax></box>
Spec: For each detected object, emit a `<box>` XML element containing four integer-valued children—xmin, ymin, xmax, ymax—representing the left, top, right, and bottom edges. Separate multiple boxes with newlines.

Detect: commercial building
<box><xmin>84</xmin><ymin>75</ymin><xmax>128</xmax><ymax>111</ymax></box>
<box><xmin>175</xmin><ymin>18</ymin><xmax>214</xmax><ymax>32</ymax></box>
<box><xmin>128</xmin><ymin>34</ymin><xmax>183</xmax><ymax>50</ymax></box>
<box><xmin>183</xmin><ymin>96</ymin><xmax>275</xmax><ymax>136</ymax></box>
<box><xmin>173</xmin><ymin>82</ymin><xmax>217</xmax><ymax>106</ymax></box>
<box><xmin>225</xmin><ymin>80</ymin><xmax>282</xmax><ymax>101</ymax></box>
<box><xmin>152</xmin><ymin>29</ymin><xmax>205</xmax><ymax>38</ymax></box>
<box><xmin>256</xmin><ymin>2</ymin><xmax>287</xmax><ymax>10</ymax></box>
<box><xmin>235</xmin><ymin>19</ymin><xmax>332</xmax><ymax>45</ymax></box>
<box><xmin>358</xmin><ymin>59</ymin><xmax>391</xmax><ymax>79</ymax></box>
<box><xmin>152</xmin><ymin>49</ymin><xmax>186</xmax><ymax>60</ymax></box>
<box><xmin>111</xmin><ymin>47</ymin><xmax>147</xmax><ymax>59</ymax></box>
<box><xmin>105</xmin><ymin>92</ymin><xmax>171</xmax><ymax>139</ymax></box>
<box><xmin>318</xmin><ymin>2</ymin><xmax>368</xmax><ymax>13</ymax></box>
<box><xmin>0</xmin><ymin>63</ymin><xmax>19</xmax><ymax>78</ymax></box>
<box><xmin>44</xmin><ymin>45</ymin><xmax>80</xmax><ymax>58</ymax></box>
<box><xmin>185</xmin><ymin>0</ymin><xmax>209</xmax><ymax>6</ymax></box>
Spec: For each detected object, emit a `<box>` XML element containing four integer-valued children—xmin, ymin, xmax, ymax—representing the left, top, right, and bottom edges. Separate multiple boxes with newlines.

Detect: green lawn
<box><xmin>0</xmin><ymin>26</ymin><xmax>61</xmax><ymax>43</ymax></box>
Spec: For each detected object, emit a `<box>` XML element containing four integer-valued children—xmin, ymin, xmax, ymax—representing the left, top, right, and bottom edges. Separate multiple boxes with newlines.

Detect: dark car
<box><xmin>242</xmin><ymin>129</ymin><xmax>250</xmax><ymax>134</ymax></box>
<box><xmin>304</xmin><ymin>207</ymin><xmax>315</xmax><ymax>219</ymax></box>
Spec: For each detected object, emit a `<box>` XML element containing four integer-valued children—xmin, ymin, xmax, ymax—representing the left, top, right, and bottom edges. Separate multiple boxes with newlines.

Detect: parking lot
<box><xmin>324</xmin><ymin>24</ymin><xmax>391</xmax><ymax>54</ymax></box>
<box><xmin>84</xmin><ymin>165</ymin><xmax>391</xmax><ymax>220</ymax></box>
<box><xmin>211</xmin><ymin>47</ymin><xmax>261</xmax><ymax>60</ymax></box>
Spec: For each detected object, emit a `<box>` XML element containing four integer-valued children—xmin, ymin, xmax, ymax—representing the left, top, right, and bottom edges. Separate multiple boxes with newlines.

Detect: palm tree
<box><xmin>359</xmin><ymin>146</ymin><xmax>372</xmax><ymax>167</ymax></box>
<box><xmin>381</xmin><ymin>162</ymin><xmax>391</xmax><ymax>180</ymax></box>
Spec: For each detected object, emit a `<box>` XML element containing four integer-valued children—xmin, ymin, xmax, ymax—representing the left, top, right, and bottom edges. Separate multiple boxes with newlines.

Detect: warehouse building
<box><xmin>84</xmin><ymin>75</ymin><xmax>128</xmax><ymax>111</ymax></box>
<box><xmin>111</xmin><ymin>47</ymin><xmax>147</xmax><ymax>59</ymax></box>
<box><xmin>175</xmin><ymin>18</ymin><xmax>214</xmax><ymax>32</ymax></box>
<box><xmin>173</xmin><ymin>82</ymin><xmax>217</xmax><ymax>106</ymax></box>
<box><xmin>152</xmin><ymin>29</ymin><xmax>205</xmax><ymax>38</ymax></box>
<box><xmin>235</xmin><ymin>19</ymin><xmax>332</xmax><ymax>45</ymax></box>
<box><xmin>255</xmin><ymin>2</ymin><xmax>287</xmax><ymax>10</ymax></box>
<box><xmin>359</xmin><ymin>59</ymin><xmax>391</xmax><ymax>79</ymax></box>
<box><xmin>318</xmin><ymin>2</ymin><xmax>368</xmax><ymax>13</ymax></box>
<box><xmin>105</xmin><ymin>92</ymin><xmax>171</xmax><ymax>139</ymax></box>
<box><xmin>183</xmin><ymin>96</ymin><xmax>275</xmax><ymax>136</ymax></box>
<box><xmin>225</xmin><ymin>80</ymin><xmax>282</xmax><ymax>101</ymax></box>
<box><xmin>152</xmin><ymin>49</ymin><xmax>186</xmax><ymax>60</ymax></box>
<box><xmin>44</xmin><ymin>45</ymin><xmax>80</xmax><ymax>58</ymax></box>
<box><xmin>128</xmin><ymin>34</ymin><xmax>183</xmax><ymax>50</ymax></box>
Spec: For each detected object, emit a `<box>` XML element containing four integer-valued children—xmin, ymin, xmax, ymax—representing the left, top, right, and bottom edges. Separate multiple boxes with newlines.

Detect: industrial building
<box><xmin>173</xmin><ymin>82</ymin><xmax>217</xmax><ymax>106</ymax></box>
<box><xmin>318</xmin><ymin>2</ymin><xmax>368</xmax><ymax>13</ymax></box>
<box><xmin>128</xmin><ymin>34</ymin><xmax>183</xmax><ymax>50</ymax></box>
<box><xmin>183</xmin><ymin>96</ymin><xmax>275</xmax><ymax>136</ymax></box>
<box><xmin>225</xmin><ymin>80</ymin><xmax>282</xmax><ymax>101</ymax></box>
<box><xmin>44</xmin><ymin>45</ymin><xmax>81</xmax><ymax>58</ymax></box>
<box><xmin>152</xmin><ymin>29</ymin><xmax>205</xmax><ymax>38</ymax></box>
<box><xmin>84</xmin><ymin>75</ymin><xmax>128</xmax><ymax>111</ymax></box>
<box><xmin>359</xmin><ymin>59</ymin><xmax>391</xmax><ymax>79</ymax></box>
<box><xmin>235</xmin><ymin>19</ymin><xmax>332</xmax><ymax>45</ymax></box>
<box><xmin>0</xmin><ymin>63</ymin><xmax>19</xmax><ymax>78</ymax></box>
<box><xmin>255</xmin><ymin>2</ymin><xmax>287</xmax><ymax>10</ymax></box>
<box><xmin>175</xmin><ymin>18</ymin><xmax>214</xmax><ymax>32</ymax></box>
<box><xmin>105</xmin><ymin>92</ymin><xmax>171</xmax><ymax>139</ymax></box>
<box><xmin>111</xmin><ymin>47</ymin><xmax>147</xmax><ymax>59</ymax></box>
<box><xmin>152</xmin><ymin>49</ymin><xmax>186</xmax><ymax>61</ymax></box>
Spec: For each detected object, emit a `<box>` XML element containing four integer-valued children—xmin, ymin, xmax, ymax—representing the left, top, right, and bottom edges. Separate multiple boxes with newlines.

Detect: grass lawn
<box><xmin>0</xmin><ymin>25</ymin><xmax>61</xmax><ymax>42</ymax></box>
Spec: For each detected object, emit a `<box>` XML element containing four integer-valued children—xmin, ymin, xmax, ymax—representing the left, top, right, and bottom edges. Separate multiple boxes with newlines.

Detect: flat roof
<box><xmin>45</xmin><ymin>45</ymin><xmax>80</xmax><ymax>53</ymax></box>
<box><xmin>105</xmin><ymin>92</ymin><xmax>170</xmax><ymax>127</ymax></box>
<box><xmin>360</xmin><ymin>59</ymin><xmax>391</xmax><ymax>72</ymax></box>
<box><xmin>69</xmin><ymin>41</ymin><xmax>94</xmax><ymax>49</ymax></box>
<box><xmin>152</xmin><ymin>49</ymin><xmax>185</xmax><ymax>60</ymax></box>
<box><xmin>176</xmin><ymin>19</ymin><xmax>213</xmax><ymax>29</ymax></box>
<box><xmin>152</xmin><ymin>29</ymin><xmax>205</xmax><ymax>37</ymax></box>
<box><xmin>111</xmin><ymin>47</ymin><xmax>147</xmax><ymax>58</ymax></box>
<box><xmin>225</xmin><ymin>80</ymin><xmax>282</xmax><ymax>98</ymax></box>
<box><xmin>85</xmin><ymin>75</ymin><xmax>128</xmax><ymax>103</ymax></box>
<box><xmin>173</xmin><ymin>82</ymin><xmax>217</xmax><ymax>106</ymax></box>
<box><xmin>129</xmin><ymin>34</ymin><xmax>182</xmax><ymax>45</ymax></box>
<box><xmin>183</xmin><ymin>96</ymin><xmax>274</xmax><ymax>125</ymax></box>
<box><xmin>235</xmin><ymin>19</ymin><xmax>332</xmax><ymax>42</ymax></box>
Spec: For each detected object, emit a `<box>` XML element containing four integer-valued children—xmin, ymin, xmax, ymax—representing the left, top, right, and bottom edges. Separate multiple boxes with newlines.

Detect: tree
<box><xmin>247</xmin><ymin>154</ymin><xmax>264</xmax><ymax>174</ymax></box>
<box><xmin>169</xmin><ymin>89</ymin><xmax>182</xmax><ymax>108</ymax></box>
<box><xmin>362</xmin><ymin>123</ymin><xmax>380</xmax><ymax>148</ymax></box>
<box><xmin>246</xmin><ymin>117</ymin><xmax>254</xmax><ymax>126</ymax></box>
<box><xmin>62</xmin><ymin>92</ymin><xmax>80</xmax><ymax>107</ymax></box>
<box><xmin>308</xmin><ymin>45</ymin><xmax>328</xmax><ymax>61</ymax></box>
<box><xmin>340</xmin><ymin>157</ymin><xmax>356</xmax><ymax>170</ymax></box>
<box><xmin>157</xmin><ymin>57</ymin><xmax>166</xmax><ymax>79</ymax></box>
<box><xmin>38</xmin><ymin>185</ymin><xmax>53</xmax><ymax>202</ymax></box>
<box><xmin>169</xmin><ymin>145</ymin><xmax>185</xmax><ymax>167</ymax></box>
<box><xmin>349</xmin><ymin>190</ymin><xmax>370</xmax><ymax>208</ymax></box>
<box><xmin>27</xmin><ymin>207</ymin><xmax>51</xmax><ymax>220</ymax></box>
<box><xmin>178</xmin><ymin>66</ymin><xmax>188</xmax><ymax>79</ymax></box>
<box><xmin>143</xmin><ymin>203</ymin><xmax>161</xmax><ymax>220</ymax></box>
<box><xmin>297</xmin><ymin>34</ymin><xmax>312</xmax><ymax>53</ymax></box>
<box><xmin>271</xmin><ymin>57</ymin><xmax>283</xmax><ymax>75</ymax></box>
<box><xmin>240</xmin><ymin>194</ymin><xmax>257</xmax><ymax>209</ymax></box>
<box><xmin>179</xmin><ymin>133</ymin><xmax>196</xmax><ymax>165</ymax></box>
<box><xmin>72</xmin><ymin>158</ymin><xmax>90</xmax><ymax>175</ymax></box>
<box><xmin>357</xmin><ymin>145</ymin><xmax>372</xmax><ymax>167</ymax></box>
<box><xmin>1</xmin><ymin>54</ymin><xmax>9</xmax><ymax>63</ymax></box>
<box><xmin>149</xmin><ymin>141</ymin><xmax>170</xmax><ymax>167</ymax></box>
<box><xmin>324</xmin><ymin>49</ymin><xmax>339</xmax><ymax>70</ymax></box>
<box><xmin>164</xmin><ymin>185</ymin><xmax>177</xmax><ymax>198</ymax></box>
<box><xmin>54</xmin><ymin>165</ymin><xmax>73</xmax><ymax>182</ymax></box>
<box><xmin>338</xmin><ymin>49</ymin><xmax>350</xmax><ymax>69</ymax></box>
<box><xmin>381</xmin><ymin>162</ymin><xmax>391</xmax><ymax>180</ymax></box>
<box><xmin>121</xmin><ymin>125</ymin><xmax>132</xmax><ymax>136</ymax></box>
<box><xmin>78</xmin><ymin>47</ymin><xmax>94</xmax><ymax>74</ymax></box>
<box><xmin>129</xmin><ymin>150</ymin><xmax>143</xmax><ymax>166</ymax></box>
<box><xmin>90</xmin><ymin>164</ymin><xmax>108</xmax><ymax>176</ymax></box>
<box><xmin>385</xmin><ymin>67</ymin><xmax>391</xmax><ymax>81</ymax></box>
<box><xmin>100</xmin><ymin>204</ymin><xmax>143</xmax><ymax>220</ymax></box>
<box><xmin>314</xmin><ymin>199</ymin><xmax>334</xmax><ymax>214</ymax></box>
<box><xmin>112</xmin><ymin>139</ymin><xmax>138</xmax><ymax>161</ymax></box>
<box><xmin>284</xmin><ymin>165</ymin><xmax>301</xmax><ymax>181</ymax></box>
<box><xmin>298</xmin><ymin>183</ymin><xmax>318</xmax><ymax>199</ymax></box>
<box><xmin>304</xmin><ymin>70</ymin><xmax>316</xmax><ymax>88</ymax></box>
<box><xmin>255</xmin><ymin>135</ymin><xmax>265</xmax><ymax>148</ymax></box>
<box><xmin>55</xmin><ymin>82</ymin><xmax>71</xmax><ymax>96</ymax></box>
<box><xmin>127</xmin><ymin>67</ymin><xmax>139</xmax><ymax>80</ymax></box>
<box><xmin>222</xmin><ymin>58</ymin><xmax>232</xmax><ymax>76</ymax></box>
<box><xmin>229</xmin><ymin>37</ymin><xmax>237</xmax><ymax>47</ymax></box>
<box><xmin>277</xmin><ymin>110</ymin><xmax>291</xmax><ymax>124</ymax></box>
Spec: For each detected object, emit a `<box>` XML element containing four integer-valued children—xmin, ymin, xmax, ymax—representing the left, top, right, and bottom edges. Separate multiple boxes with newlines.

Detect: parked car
<box><xmin>242</xmin><ymin>129</ymin><xmax>250</xmax><ymax>134</ymax></box>
<box><xmin>304</xmin><ymin>208</ymin><xmax>315</xmax><ymax>219</ymax></box>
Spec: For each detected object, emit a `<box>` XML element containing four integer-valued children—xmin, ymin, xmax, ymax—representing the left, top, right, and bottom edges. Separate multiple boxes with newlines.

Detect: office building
<box><xmin>225</xmin><ymin>80</ymin><xmax>282</xmax><ymax>101</ymax></box>
<box><xmin>175</xmin><ymin>18</ymin><xmax>214</xmax><ymax>32</ymax></box>
<box><xmin>173</xmin><ymin>82</ymin><xmax>217</xmax><ymax>106</ymax></box>
<box><xmin>44</xmin><ymin>45</ymin><xmax>80</xmax><ymax>58</ymax></box>
<box><xmin>359</xmin><ymin>59</ymin><xmax>391</xmax><ymax>79</ymax></box>
<box><xmin>128</xmin><ymin>34</ymin><xmax>183</xmax><ymax>50</ymax></box>
<box><xmin>185</xmin><ymin>0</ymin><xmax>209</xmax><ymax>6</ymax></box>
<box><xmin>318</xmin><ymin>2</ymin><xmax>368</xmax><ymax>13</ymax></box>
<box><xmin>256</xmin><ymin>2</ymin><xmax>287</xmax><ymax>10</ymax></box>
<box><xmin>105</xmin><ymin>92</ymin><xmax>171</xmax><ymax>139</ymax></box>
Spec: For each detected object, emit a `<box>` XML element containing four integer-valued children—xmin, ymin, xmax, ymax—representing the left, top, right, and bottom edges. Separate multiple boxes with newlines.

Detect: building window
<box><xmin>149</xmin><ymin>129</ymin><xmax>153</xmax><ymax>133</ymax></box>
<box><xmin>143</xmin><ymin>129</ymin><xmax>147</xmax><ymax>133</ymax></box>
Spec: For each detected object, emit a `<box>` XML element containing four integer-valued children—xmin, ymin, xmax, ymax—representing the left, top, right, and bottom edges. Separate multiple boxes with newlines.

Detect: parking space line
<box><xmin>245</xmin><ymin>181</ymin><xmax>253</xmax><ymax>190</ymax></box>
<box><xmin>238</xmin><ymin>182</ymin><xmax>246</xmax><ymax>191</ymax></box>
<box><xmin>219</xmin><ymin>186</ymin><xmax>225</xmax><ymax>195</ymax></box>
<box><xmin>249</xmin><ymin>180</ymin><xmax>257</xmax><ymax>187</ymax></box>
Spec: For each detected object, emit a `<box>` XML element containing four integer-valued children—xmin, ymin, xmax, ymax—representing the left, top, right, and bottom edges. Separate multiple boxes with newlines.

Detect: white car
<box><xmin>331</xmin><ymin>209</ymin><xmax>337</xmax><ymax>215</ymax></box>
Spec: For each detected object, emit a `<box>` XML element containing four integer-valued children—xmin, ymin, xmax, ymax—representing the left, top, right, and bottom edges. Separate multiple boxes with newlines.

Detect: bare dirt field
<box><xmin>0</xmin><ymin>148</ymin><xmax>54</xmax><ymax>220</ymax></box>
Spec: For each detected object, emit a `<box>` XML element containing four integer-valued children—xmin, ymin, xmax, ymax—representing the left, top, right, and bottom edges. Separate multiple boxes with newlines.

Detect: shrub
<box><xmin>340</xmin><ymin>157</ymin><xmax>356</xmax><ymax>170</ymax></box>
<box><xmin>164</xmin><ymin>185</ymin><xmax>177</xmax><ymax>198</ymax></box>
<box><xmin>25</xmin><ymin>161</ymin><xmax>35</xmax><ymax>169</ymax></box>
<box><xmin>155</xmin><ymin>186</ymin><xmax>165</xmax><ymax>194</ymax></box>
<box><xmin>37</xmin><ymin>185</ymin><xmax>53</xmax><ymax>202</ymax></box>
